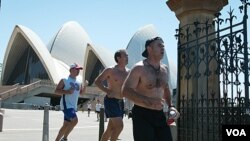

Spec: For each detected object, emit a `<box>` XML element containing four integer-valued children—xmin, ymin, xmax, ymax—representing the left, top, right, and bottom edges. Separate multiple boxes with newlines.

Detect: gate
<box><xmin>176</xmin><ymin>1</ymin><xmax>250</xmax><ymax>141</ymax></box>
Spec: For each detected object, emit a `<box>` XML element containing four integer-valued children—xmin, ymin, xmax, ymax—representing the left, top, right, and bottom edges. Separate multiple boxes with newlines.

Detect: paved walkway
<box><xmin>0</xmin><ymin>109</ymin><xmax>133</xmax><ymax>141</ymax></box>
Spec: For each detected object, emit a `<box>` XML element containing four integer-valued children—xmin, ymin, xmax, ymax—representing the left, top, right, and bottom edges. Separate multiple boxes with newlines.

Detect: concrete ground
<box><xmin>0</xmin><ymin>109</ymin><xmax>133</xmax><ymax>141</ymax></box>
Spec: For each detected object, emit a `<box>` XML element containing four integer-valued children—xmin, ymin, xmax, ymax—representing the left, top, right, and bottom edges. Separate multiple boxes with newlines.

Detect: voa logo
<box><xmin>226</xmin><ymin>129</ymin><xmax>246</xmax><ymax>136</ymax></box>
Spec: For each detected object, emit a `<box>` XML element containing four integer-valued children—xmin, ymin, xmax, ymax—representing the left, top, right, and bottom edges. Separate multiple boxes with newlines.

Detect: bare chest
<box><xmin>109</xmin><ymin>70</ymin><xmax>128</xmax><ymax>84</ymax></box>
<box><xmin>142</xmin><ymin>67</ymin><xmax>168</xmax><ymax>89</ymax></box>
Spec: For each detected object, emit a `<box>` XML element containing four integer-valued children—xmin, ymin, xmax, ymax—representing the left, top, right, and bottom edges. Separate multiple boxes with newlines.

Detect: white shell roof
<box><xmin>85</xmin><ymin>43</ymin><xmax>115</xmax><ymax>68</ymax></box>
<box><xmin>1</xmin><ymin>25</ymin><xmax>60</xmax><ymax>83</ymax></box>
<box><xmin>1</xmin><ymin>21</ymin><xmax>113</xmax><ymax>84</ymax></box>
<box><xmin>1</xmin><ymin>21</ymin><xmax>176</xmax><ymax>89</ymax></box>
<box><xmin>126</xmin><ymin>24</ymin><xmax>177</xmax><ymax>89</ymax></box>
<box><xmin>126</xmin><ymin>24</ymin><xmax>170</xmax><ymax>68</ymax></box>
<box><xmin>48</xmin><ymin>21</ymin><xmax>92</xmax><ymax>67</ymax></box>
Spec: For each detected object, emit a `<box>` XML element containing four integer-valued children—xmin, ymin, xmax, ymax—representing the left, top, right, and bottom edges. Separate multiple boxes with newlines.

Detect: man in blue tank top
<box><xmin>55</xmin><ymin>63</ymin><xmax>88</xmax><ymax>141</ymax></box>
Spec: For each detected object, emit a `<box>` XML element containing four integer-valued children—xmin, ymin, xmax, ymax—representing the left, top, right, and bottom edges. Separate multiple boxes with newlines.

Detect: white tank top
<box><xmin>60</xmin><ymin>76</ymin><xmax>82</xmax><ymax>110</ymax></box>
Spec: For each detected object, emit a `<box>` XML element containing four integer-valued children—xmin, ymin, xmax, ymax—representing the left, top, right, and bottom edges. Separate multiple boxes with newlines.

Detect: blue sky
<box><xmin>0</xmin><ymin>0</ymin><xmax>245</xmax><ymax>65</ymax></box>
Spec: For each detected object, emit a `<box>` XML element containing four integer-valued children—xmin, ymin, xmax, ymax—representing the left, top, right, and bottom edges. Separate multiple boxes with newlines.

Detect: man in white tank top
<box><xmin>55</xmin><ymin>63</ymin><xmax>88</xmax><ymax>141</ymax></box>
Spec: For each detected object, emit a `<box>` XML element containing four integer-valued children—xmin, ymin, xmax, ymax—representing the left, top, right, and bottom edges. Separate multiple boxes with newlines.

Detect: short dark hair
<box><xmin>114</xmin><ymin>49</ymin><xmax>126</xmax><ymax>63</ymax></box>
<box><xmin>142</xmin><ymin>37</ymin><xmax>163</xmax><ymax>58</ymax></box>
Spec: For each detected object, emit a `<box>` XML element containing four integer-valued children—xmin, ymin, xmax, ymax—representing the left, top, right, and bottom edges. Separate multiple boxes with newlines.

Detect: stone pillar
<box><xmin>167</xmin><ymin>1</ymin><xmax>228</xmax><ymax>141</ymax></box>
<box><xmin>167</xmin><ymin>0</ymin><xmax>228</xmax><ymax>28</ymax></box>
<box><xmin>167</xmin><ymin>0</ymin><xmax>228</xmax><ymax>100</ymax></box>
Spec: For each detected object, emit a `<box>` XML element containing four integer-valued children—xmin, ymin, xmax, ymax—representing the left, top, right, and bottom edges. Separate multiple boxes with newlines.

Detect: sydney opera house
<box><xmin>0</xmin><ymin>21</ymin><xmax>177</xmax><ymax>108</ymax></box>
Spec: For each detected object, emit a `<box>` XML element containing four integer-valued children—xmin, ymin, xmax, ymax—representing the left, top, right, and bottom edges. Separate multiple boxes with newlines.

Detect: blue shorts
<box><xmin>104</xmin><ymin>96</ymin><xmax>124</xmax><ymax>118</ymax></box>
<box><xmin>63</xmin><ymin>108</ymin><xmax>77</xmax><ymax>122</ymax></box>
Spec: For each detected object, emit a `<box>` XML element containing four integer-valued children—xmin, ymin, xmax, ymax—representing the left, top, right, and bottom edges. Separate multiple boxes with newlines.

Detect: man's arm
<box><xmin>94</xmin><ymin>68</ymin><xmax>112</xmax><ymax>94</ymax></box>
<box><xmin>163</xmin><ymin>83</ymin><xmax>173</xmax><ymax>107</ymax></box>
<box><xmin>162</xmin><ymin>65</ymin><xmax>180</xmax><ymax>119</ymax></box>
<box><xmin>121</xmin><ymin>66</ymin><xmax>163</xmax><ymax>110</ymax></box>
<box><xmin>163</xmin><ymin>65</ymin><xmax>174</xmax><ymax>107</ymax></box>
<box><xmin>164</xmin><ymin>80</ymin><xmax>180</xmax><ymax>119</ymax></box>
<box><xmin>80</xmin><ymin>80</ymin><xmax>89</xmax><ymax>96</ymax></box>
<box><xmin>55</xmin><ymin>79</ymin><xmax>74</xmax><ymax>95</ymax></box>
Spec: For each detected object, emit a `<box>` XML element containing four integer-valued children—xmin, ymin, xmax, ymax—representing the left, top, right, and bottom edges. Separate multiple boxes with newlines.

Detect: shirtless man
<box><xmin>122</xmin><ymin>37</ymin><xmax>179</xmax><ymax>141</ymax></box>
<box><xmin>94</xmin><ymin>49</ymin><xmax>129</xmax><ymax>141</ymax></box>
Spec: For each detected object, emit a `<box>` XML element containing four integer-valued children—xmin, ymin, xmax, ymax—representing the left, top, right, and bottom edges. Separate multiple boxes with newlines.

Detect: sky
<box><xmin>0</xmin><ymin>0</ymin><xmax>246</xmax><ymax>66</ymax></box>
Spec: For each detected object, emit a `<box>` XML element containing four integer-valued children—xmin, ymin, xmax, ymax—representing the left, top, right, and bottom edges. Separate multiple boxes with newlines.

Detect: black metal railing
<box><xmin>176</xmin><ymin>1</ymin><xmax>250</xmax><ymax>141</ymax></box>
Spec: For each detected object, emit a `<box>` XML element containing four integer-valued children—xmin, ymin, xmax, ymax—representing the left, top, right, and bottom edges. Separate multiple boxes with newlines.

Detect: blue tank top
<box><xmin>60</xmin><ymin>76</ymin><xmax>82</xmax><ymax>110</ymax></box>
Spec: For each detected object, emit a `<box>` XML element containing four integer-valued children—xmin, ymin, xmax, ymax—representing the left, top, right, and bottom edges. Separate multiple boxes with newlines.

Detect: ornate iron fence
<box><xmin>176</xmin><ymin>1</ymin><xmax>250</xmax><ymax>141</ymax></box>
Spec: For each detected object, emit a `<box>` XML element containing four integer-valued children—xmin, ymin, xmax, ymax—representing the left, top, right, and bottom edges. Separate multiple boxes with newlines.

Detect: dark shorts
<box><xmin>132</xmin><ymin>105</ymin><xmax>172</xmax><ymax>141</ymax></box>
<box><xmin>63</xmin><ymin>108</ymin><xmax>77</xmax><ymax>122</ymax></box>
<box><xmin>104</xmin><ymin>96</ymin><xmax>124</xmax><ymax>118</ymax></box>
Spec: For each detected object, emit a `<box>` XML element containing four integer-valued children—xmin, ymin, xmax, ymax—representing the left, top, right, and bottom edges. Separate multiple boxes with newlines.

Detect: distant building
<box><xmin>0</xmin><ymin>21</ymin><xmax>177</xmax><ymax>107</ymax></box>
<box><xmin>1</xmin><ymin>21</ymin><xmax>114</xmax><ymax>86</ymax></box>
